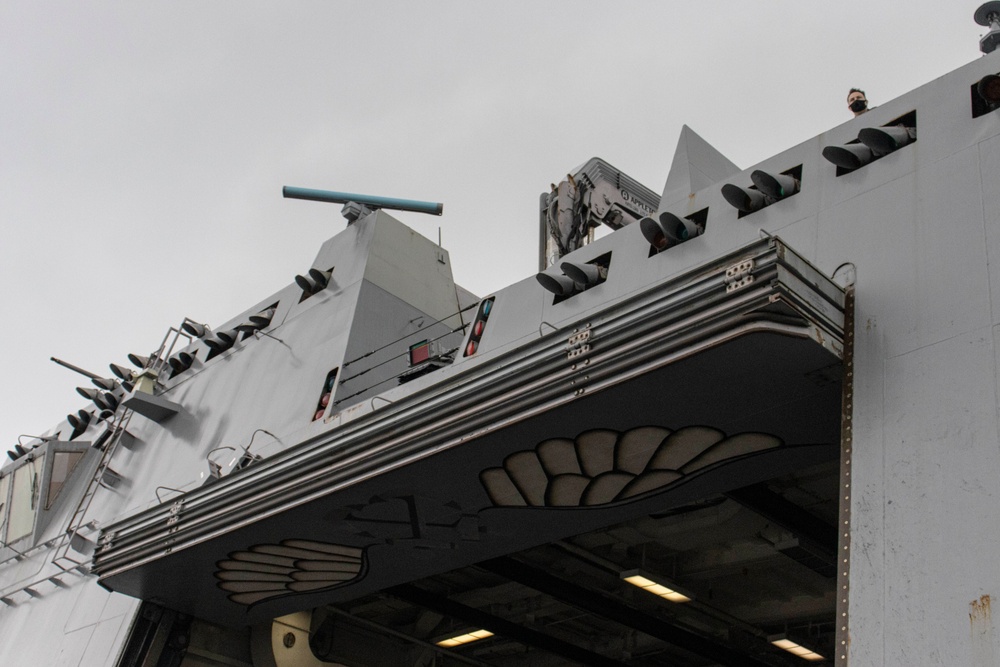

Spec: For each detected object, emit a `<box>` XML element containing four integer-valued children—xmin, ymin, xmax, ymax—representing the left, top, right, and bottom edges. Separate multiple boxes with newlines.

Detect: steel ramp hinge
<box><xmin>97</xmin><ymin>531</ymin><xmax>116</xmax><ymax>553</ymax></box>
<box><xmin>566</xmin><ymin>327</ymin><xmax>591</xmax><ymax>359</ymax></box>
<box><xmin>725</xmin><ymin>259</ymin><xmax>755</xmax><ymax>293</ymax></box>
<box><xmin>166</xmin><ymin>500</ymin><xmax>184</xmax><ymax>527</ymax></box>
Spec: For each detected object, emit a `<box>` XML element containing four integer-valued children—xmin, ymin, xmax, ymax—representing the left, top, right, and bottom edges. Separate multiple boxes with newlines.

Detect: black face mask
<box><xmin>850</xmin><ymin>99</ymin><xmax>867</xmax><ymax>113</ymax></box>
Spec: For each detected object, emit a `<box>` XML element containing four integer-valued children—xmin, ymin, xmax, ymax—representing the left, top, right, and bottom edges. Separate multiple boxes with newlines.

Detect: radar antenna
<box><xmin>283</xmin><ymin>186</ymin><xmax>443</xmax><ymax>224</ymax></box>
<box><xmin>975</xmin><ymin>2</ymin><xmax>1000</xmax><ymax>53</ymax></box>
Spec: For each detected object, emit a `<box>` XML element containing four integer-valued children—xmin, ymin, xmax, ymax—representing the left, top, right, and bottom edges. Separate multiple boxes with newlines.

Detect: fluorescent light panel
<box><xmin>769</xmin><ymin>635</ymin><xmax>825</xmax><ymax>661</ymax></box>
<box><xmin>436</xmin><ymin>629</ymin><xmax>494</xmax><ymax>647</ymax></box>
<box><xmin>620</xmin><ymin>569</ymin><xmax>692</xmax><ymax>603</ymax></box>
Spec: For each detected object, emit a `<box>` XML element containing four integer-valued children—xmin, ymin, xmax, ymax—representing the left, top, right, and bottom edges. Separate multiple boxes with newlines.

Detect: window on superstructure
<box><xmin>46</xmin><ymin>450</ymin><xmax>86</xmax><ymax>510</ymax></box>
<box><xmin>6</xmin><ymin>455</ymin><xmax>44</xmax><ymax>544</ymax></box>
<box><xmin>0</xmin><ymin>474</ymin><xmax>9</xmax><ymax>544</ymax></box>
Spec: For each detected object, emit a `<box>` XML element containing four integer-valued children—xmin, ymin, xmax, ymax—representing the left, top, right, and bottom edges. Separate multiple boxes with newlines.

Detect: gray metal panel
<box><xmin>452</xmin><ymin>278</ymin><xmax>544</xmax><ymax>360</ymax></box>
<box><xmin>363</xmin><ymin>210</ymin><xmax>464</xmax><ymax>329</ymax></box>
<box><xmin>103</xmin><ymin>280</ymin><xmax>364</xmax><ymax>521</ymax></box>
<box><xmin>0</xmin><ymin>573</ymin><xmax>139</xmax><ymax>667</ymax></box>
<box><xmin>659</xmin><ymin>124</ymin><xmax>741</xmax><ymax>211</ymax></box>
<box><xmin>980</xmin><ymin>131</ymin><xmax>1000</xmax><ymax>320</ymax></box>
<box><xmin>880</xmin><ymin>329</ymin><xmax>1000</xmax><ymax>663</ymax></box>
<box><xmin>333</xmin><ymin>280</ymin><xmax>463</xmax><ymax>408</ymax></box>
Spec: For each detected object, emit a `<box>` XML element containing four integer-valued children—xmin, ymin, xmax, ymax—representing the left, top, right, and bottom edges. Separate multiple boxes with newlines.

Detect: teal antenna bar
<box><xmin>283</xmin><ymin>186</ymin><xmax>443</xmax><ymax>216</ymax></box>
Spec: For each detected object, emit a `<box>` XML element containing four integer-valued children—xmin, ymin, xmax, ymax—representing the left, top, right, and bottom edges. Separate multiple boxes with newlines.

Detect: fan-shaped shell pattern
<box><xmin>480</xmin><ymin>426</ymin><xmax>782</xmax><ymax>508</ymax></box>
<box><xmin>215</xmin><ymin>539</ymin><xmax>364</xmax><ymax>606</ymax></box>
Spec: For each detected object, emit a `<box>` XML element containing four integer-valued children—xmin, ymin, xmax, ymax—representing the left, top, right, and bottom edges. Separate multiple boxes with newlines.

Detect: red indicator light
<box><xmin>313</xmin><ymin>408</ymin><xmax>325</xmax><ymax>421</ymax></box>
<box><xmin>473</xmin><ymin>320</ymin><xmax>485</xmax><ymax>337</ymax></box>
<box><xmin>409</xmin><ymin>341</ymin><xmax>431</xmax><ymax>365</ymax></box>
<box><xmin>466</xmin><ymin>340</ymin><xmax>478</xmax><ymax>356</ymax></box>
<box><xmin>320</xmin><ymin>392</ymin><xmax>331</xmax><ymax>408</ymax></box>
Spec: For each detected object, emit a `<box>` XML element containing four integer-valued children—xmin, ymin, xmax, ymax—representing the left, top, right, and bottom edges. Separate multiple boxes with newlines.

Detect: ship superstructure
<box><xmin>3</xmin><ymin>8</ymin><xmax>1000</xmax><ymax>666</ymax></box>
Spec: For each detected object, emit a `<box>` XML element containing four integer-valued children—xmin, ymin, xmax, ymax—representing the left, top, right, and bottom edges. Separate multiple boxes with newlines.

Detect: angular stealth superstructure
<box><xmin>3</xmin><ymin>26</ymin><xmax>1000</xmax><ymax>667</ymax></box>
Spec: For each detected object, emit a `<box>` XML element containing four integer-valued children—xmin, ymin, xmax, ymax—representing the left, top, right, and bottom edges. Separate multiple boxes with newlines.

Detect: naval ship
<box><xmin>4</xmin><ymin>5</ymin><xmax>1000</xmax><ymax>666</ymax></box>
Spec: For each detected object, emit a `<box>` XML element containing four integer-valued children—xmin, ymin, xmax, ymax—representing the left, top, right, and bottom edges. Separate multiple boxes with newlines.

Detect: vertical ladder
<box><xmin>51</xmin><ymin>321</ymin><xmax>190</xmax><ymax>572</ymax></box>
<box><xmin>52</xmin><ymin>409</ymin><xmax>135</xmax><ymax>572</ymax></box>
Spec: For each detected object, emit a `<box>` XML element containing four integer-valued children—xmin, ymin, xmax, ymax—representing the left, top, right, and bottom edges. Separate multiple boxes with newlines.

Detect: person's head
<box><xmin>848</xmin><ymin>88</ymin><xmax>868</xmax><ymax>116</ymax></box>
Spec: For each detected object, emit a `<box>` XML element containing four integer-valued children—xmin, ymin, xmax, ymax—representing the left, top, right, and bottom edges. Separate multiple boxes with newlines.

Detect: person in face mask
<box><xmin>848</xmin><ymin>88</ymin><xmax>869</xmax><ymax>116</ymax></box>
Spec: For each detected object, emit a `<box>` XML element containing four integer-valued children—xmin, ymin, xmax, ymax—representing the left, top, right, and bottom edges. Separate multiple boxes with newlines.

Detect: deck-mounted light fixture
<box><xmin>640</xmin><ymin>211</ymin><xmax>701</xmax><ymax>250</ymax></box>
<box><xmin>975</xmin><ymin>72</ymin><xmax>1000</xmax><ymax>119</ymax></box>
<box><xmin>205</xmin><ymin>330</ymin><xmax>239</xmax><ymax>353</ymax></box>
<box><xmin>768</xmin><ymin>634</ymin><xmax>825</xmax><ymax>661</ymax></box>
<box><xmin>620</xmin><ymin>569</ymin><xmax>692</xmax><ymax>603</ymax></box>
<box><xmin>751</xmin><ymin>170</ymin><xmax>800</xmax><ymax>200</ymax></box>
<box><xmin>721</xmin><ymin>183</ymin><xmax>769</xmax><ymax>214</ymax></box>
<box><xmin>979</xmin><ymin>73</ymin><xmax>1000</xmax><ymax>103</ymax></box>
<box><xmin>7</xmin><ymin>444</ymin><xmax>28</xmax><ymax>461</ymax></box>
<box><xmin>7</xmin><ymin>434</ymin><xmax>57</xmax><ymax>461</ymax></box>
<box><xmin>537</xmin><ymin>258</ymin><xmax>607</xmax><ymax>297</ymax></box>
<box><xmin>295</xmin><ymin>268</ymin><xmax>331</xmax><ymax>294</ymax></box>
<box><xmin>168</xmin><ymin>351</ymin><xmax>195</xmax><ymax>373</ymax></box>
<box><xmin>205</xmin><ymin>429</ymin><xmax>274</xmax><ymax>480</ymax></box>
<box><xmin>249</xmin><ymin>307</ymin><xmax>276</xmax><ymax>328</ymax></box>
<box><xmin>94</xmin><ymin>392</ymin><xmax>119</xmax><ymax>412</ymax></box>
<box><xmin>234</xmin><ymin>429</ymin><xmax>274</xmax><ymax>471</ymax></box>
<box><xmin>109</xmin><ymin>363</ymin><xmax>134</xmax><ymax>381</ymax></box>
<box><xmin>858</xmin><ymin>125</ymin><xmax>916</xmax><ymax>155</ymax></box>
<box><xmin>206</xmin><ymin>446</ymin><xmax>236</xmax><ymax>480</ymax></box>
<box><xmin>181</xmin><ymin>320</ymin><xmax>210</xmax><ymax>338</ymax></box>
<box><xmin>66</xmin><ymin>410</ymin><xmax>92</xmax><ymax>431</ymax></box>
<box><xmin>76</xmin><ymin>387</ymin><xmax>100</xmax><ymax>401</ymax></box>
<box><xmin>536</xmin><ymin>268</ymin><xmax>579</xmax><ymax>297</ymax></box>
<box><xmin>127</xmin><ymin>353</ymin><xmax>151</xmax><ymax>369</ymax></box>
<box><xmin>435</xmin><ymin>629</ymin><xmax>494</xmax><ymax>648</ymax></box>
<box><xmin>822</xmin><ymin>143</ymin><xmax>874</xmax><ymax>170</ymax></box>
<box><xmin>91</xmin><ymin>377</ymin><xmax>118</xmax><ymax>391</ymax></box>
<box><xmin>560</xmin><ymin>261</ymin><xmax>606</xmax><ymax>288</ymax></box>
<box><xmin>93</xmin><ymin>393</ymin><xmax>112</xmax><ymax>411</ymax></box>
<box><xmin>236</xmin><ymin>307</ymin><xmax>277</xmax><ymax>333</ymax></box>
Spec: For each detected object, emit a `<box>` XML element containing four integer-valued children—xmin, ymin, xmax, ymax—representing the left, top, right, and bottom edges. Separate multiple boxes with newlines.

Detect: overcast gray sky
<box><xmin>0</xmin><ymin>1</ymin><xmax>986</xmax><ymax>449</ymax></box>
